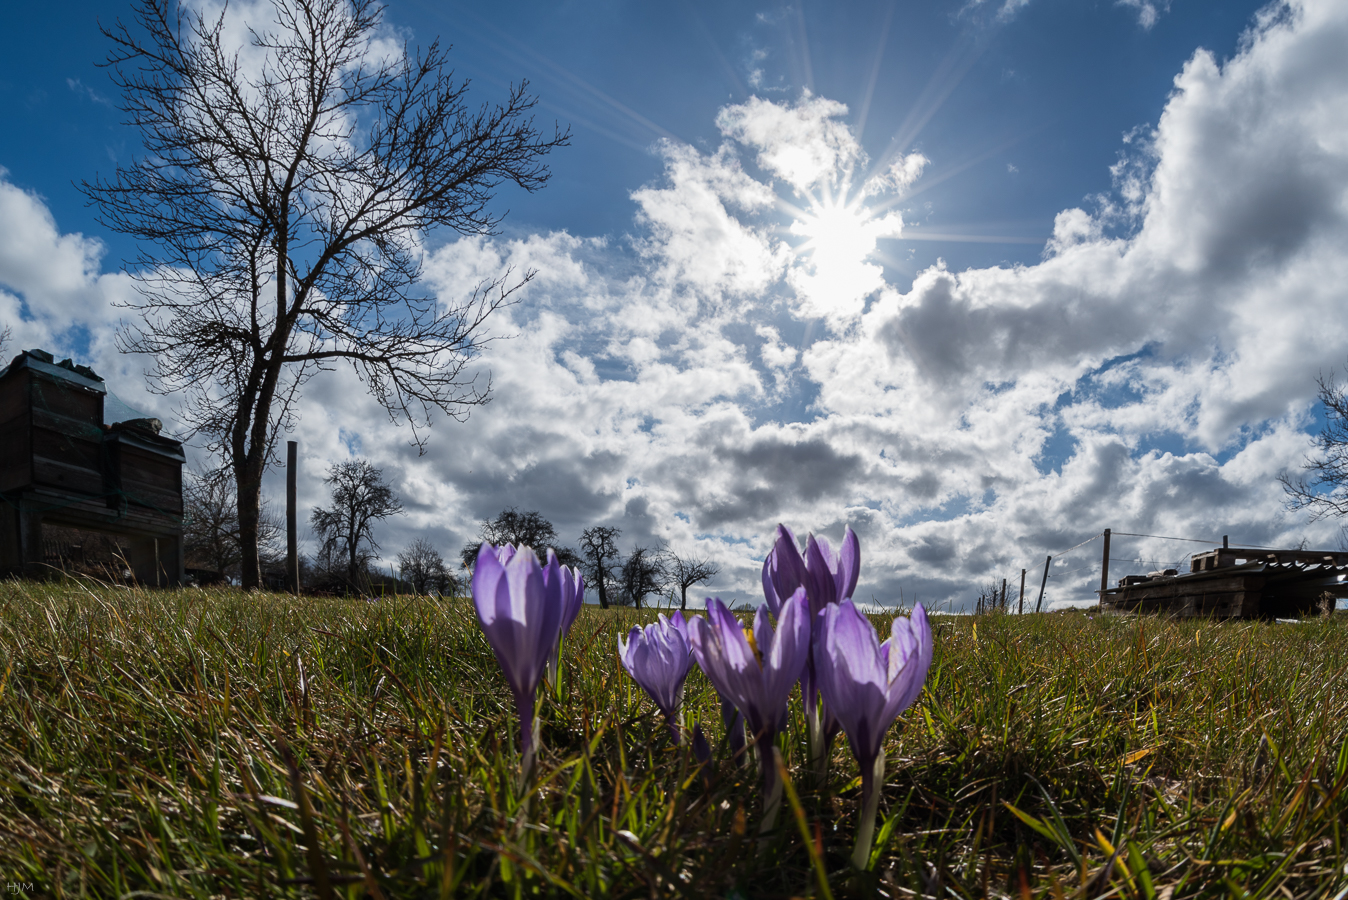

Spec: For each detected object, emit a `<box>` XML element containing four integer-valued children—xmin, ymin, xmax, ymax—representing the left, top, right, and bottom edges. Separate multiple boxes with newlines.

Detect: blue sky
<box><xmin>3</xmin><ymin>0</ymin><xmax>1346</xmax><ymax>609</ymax></box>
<box><xmin>2</xmin><ymin>0</ymin><xmax>1266</xmax><ymax>275</ymax></box>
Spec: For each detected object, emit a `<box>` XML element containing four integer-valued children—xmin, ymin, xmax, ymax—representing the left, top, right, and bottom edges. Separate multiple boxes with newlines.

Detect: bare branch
<box><xmin>1281</xmin><ymin>370</ymin><xmax>1348</xmax><ymax>521</ymax></box>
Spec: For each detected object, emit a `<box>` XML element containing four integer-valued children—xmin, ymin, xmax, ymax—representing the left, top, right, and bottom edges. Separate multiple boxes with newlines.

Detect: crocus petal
<box><xmin>882</xmin><ymin>604</ymin><xmax>932</xmax><ymax>720</ymax></box>
<box><xmin>668</xmin><ymin>610</ymin><xmax>690</xmax><ymax>643</ymax></box>
<box><xmin>762</xmin><ymin>524</ymin><xmax>807</xmax><ymax>615</ymax></box>
<box><xmin>760</xmin><ymin>589</ymin><xmax>811</xmax><ymax>712</ymax></box>
<box><xmin>827</xmin><ymin>600</ymin><xmax>887</xmax><ymax>690</ymax></box>
<box><xmin>547</xmin><ymin>550</ymin><xmax>584</xmax><ymax>638</ymax></box>
<box><xmin>835</xmin><ymin>526</ymin><xmax>860</xmax><ymax>602</ymax></box>
<box><xmin>472</xmin><ymin>543</ymin><xmax>509</xmax><ymax>627</ymax></box>
<box><xmin>803</xmin><ymin>534</ymin><xmax>839</xmax><ymax>613</ymax></box>
<box><xmin>689</xmin><ymin>600</ymin><xmax>754</xmax><ymax>715</ymax></box>
<box><xmin>690</xmin><ymin>593</ymin><xmax>810</xmax><ymax>747</ymax></box>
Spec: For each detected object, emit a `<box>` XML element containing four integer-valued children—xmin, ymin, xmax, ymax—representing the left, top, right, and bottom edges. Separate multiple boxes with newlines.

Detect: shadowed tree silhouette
<box><xmin>668</xmin><ymin>552</ymin><xmax>720</xmax><ymax>611</ymax></box>
<box><xmin>579</xmin><ymin>525</ymin><xmax>621</xmax><ymax>610</ymax></box>
<box><xmin>311</xmin><ymin>459</ymin><xmax>403</xmax><ymax>589</ymax></box>
<box><xmin>182</xmin><ymin>471</ymin><xmax>284</xmax><ymax>581</ymax></box>
<box><xmin>82</xmin><ymin>0</ymin><xmax>567</xmax><ymax>588</ymax></box>
<box><xmin>619</xmin><ymin>546</ymin><xmax>668</xmax><ymax>609</ymax></box>
<box><xmin>459</xmin><ymin>508</ymin><xmax>580</xmax><ymax>570</ymax></box>
<box><xmin>397</xmin><ymin>537</ymin><xmax>456</xmax><ymax>596</ymax></box>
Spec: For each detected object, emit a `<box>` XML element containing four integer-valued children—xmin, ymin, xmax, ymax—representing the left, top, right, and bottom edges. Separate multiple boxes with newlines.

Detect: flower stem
<box><xmin>759</xmin><ymin>734</ymin><xmax>783</xmax><ymax>832</ymax></box>
<box><xmin>516</xmin><ymin>692</ymin><xmax>539</xmax><ymax>787</ymax></box>
<box><xmin>851</xmin><ymin>748</ymin><xmax>887</xmax><ymax>870</ymax></box>
<box><xmin>806</xmin><ymin>703</ymin><xmax>828</xmax><ymax>780</ymax></box>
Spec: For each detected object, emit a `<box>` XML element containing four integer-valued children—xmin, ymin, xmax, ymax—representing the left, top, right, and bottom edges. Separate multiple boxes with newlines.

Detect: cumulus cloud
<box><xmin>1117</xmin><ymin>0</ymin><xmax>1172</xmax><ymax>30</ymax></box>
<box><xmin>8</xmin><ymin>0</ymin><xmax>1348</xmax><ymax>611</ymax></box>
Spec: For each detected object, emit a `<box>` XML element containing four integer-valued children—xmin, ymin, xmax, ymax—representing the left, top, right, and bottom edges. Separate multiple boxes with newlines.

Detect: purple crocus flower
<box><xmin>547</xmin><ymin>560</ymin><xmax>586</xmax><ymax>686</ymax></box>
<box><xmin>471</xmin><ymin>542</ymin><xmax>572</xmax><ymax>777</ymax></box>
<box><xmin>559</xmin><ymin>563</ymin><xmax>585</xmax><ymax>636</ymax></box>
<box><xmin>687</xmin><ymin>590</ymin><xmax>811</xmax><ymax>828</ymax></box>
<box><xmin>761</xmin><ymin>524</ymin><xmax>860</xmax><ymax>616</ymax></box>
<box><xmin>815</xmin><ymin>600</ymin><xmax>933</xmax><ymax>869</ymax></box>
<box><xmin>619</xmin><ymin>611</ymin><xmax>693</xmax><ymax>739</ymax></box>
<box><xmin>762</xmin><ymin>523</ymin><xmax>861</xmax><ymax>774</ymax></box>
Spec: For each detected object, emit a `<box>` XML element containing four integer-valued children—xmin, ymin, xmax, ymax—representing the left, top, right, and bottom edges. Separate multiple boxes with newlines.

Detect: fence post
<box><xmin>1018</xmin><ymin>569</ymin><xmax>1026</xmax><ymax>615</ymax></box>
<box><xmin>286</xmin><ymin>440</ymin><xmax>298</xmax><ymax>597</ymax></box>
<box><xmin>1035</xmin><ymin>555</ymin><xmax>1051</xmax><ymax>614</ymax></box>
<box><xmin>1098</xmin><ymin>528</ymin><xmax>1111</xmax><ymax>610</ymax></box>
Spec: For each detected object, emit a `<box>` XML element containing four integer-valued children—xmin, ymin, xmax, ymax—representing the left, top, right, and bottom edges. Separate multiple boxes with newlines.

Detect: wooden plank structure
<box><xmin>0</xmin><ymin>349</ymin><xmax>185</xmax><ymax>584</ymax></box>
<box><xmin>1100</xmin><ymin>547</ymin><xmax>1348</xmax><ymax>618</ymax></box>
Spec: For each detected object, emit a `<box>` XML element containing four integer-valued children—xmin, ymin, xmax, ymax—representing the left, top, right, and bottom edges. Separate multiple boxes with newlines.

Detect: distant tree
<box><xmin>1282</xmin><ymin>371</ymin><xmax>1348</xmax><ymax>521</ymax></box>
<box><xmin>460</xmin><ymin>508</ymin><xmax>578</xmax><ymax>569</ymax></box>
<box><xmin>83</xmin><ymin>0</ymin><xmax>567</xmax><ymax>590</ymax></box>
<box><xmin>578</xmin><ymin>526</ymin><xmax>622</xmax><ymax>609</ymax></box>
<box><xmin>619</xmin><ymin>546</ymin><xmax>668</xmax><ymax>609</ymax></box>
<box><xmin>667</xmin><ymin>552</ymin><xmax>720</xmax><ymax>611</ymax></box>
<box><xmin>974</xmin><ymin>577</ymin><xmax>1008</xmax><ymax>615</ymax></box>
<box><xmin>397</xmin><ymin>538</ymin><xmax>456</xmax><ymax>596</ymax></box>
<box><xmin>182</xmin><ymin>471</ymin><xmax>284</xmax><ymax>580</ymax></box>
<box><xmin>310</xmin><ymin>459</ymin><xmax>403</xmax><ymax>588</ymax></box>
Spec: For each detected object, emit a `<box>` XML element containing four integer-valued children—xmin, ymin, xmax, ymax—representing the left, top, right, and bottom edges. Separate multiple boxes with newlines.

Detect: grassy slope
<box><xmin>1</xmin><ymin>580</ymin><xmax>1346</xmax><ymax>898</ymax></box>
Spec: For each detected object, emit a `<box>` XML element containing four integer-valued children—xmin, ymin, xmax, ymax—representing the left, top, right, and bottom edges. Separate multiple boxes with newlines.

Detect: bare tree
<box><xmin>459</xmin><ymin>507</ymin><xmax>579</xmax><ymax>569</ymax></box>
<box><xmin>310</xmin><ymin>459</ymin><xmax>402</xmax><ymax>588</ymax></box>
<box><xmin>668</xmin><ymin>552</ymin><xmax>720</xmax><ymax>611</ymax></box>
<box><xmin>182</xmin><ymin>471</ymin><xmax>284</xmax><ymax>580</ymax></box>
<box><xmin>578</xmin><ymin>525</ymin><xmax>621</xmax><ymax>610</ymax></box>
<box><xmin>973</xmin><ymin>577</ymin><xmax>1008</xmax><ymax>616</ymax></box>
<box><xmin>397</xmin><ymin>537</ymin><xmax>456</xmax><ymax>596</ymax></box>
<box><xmin>619</xmin><ymin>546</ymin><xmax>668</xmax><ymax>609</ymax></box>
<box><xmin>83</xmin><ymin>0</ymin><xmax>568</xmax><ymax>589</ymax></box>
<box><xmin>1282</xmin><ymin>370</ymin><xmax>1348</xmax><ymax>521</ymax></box>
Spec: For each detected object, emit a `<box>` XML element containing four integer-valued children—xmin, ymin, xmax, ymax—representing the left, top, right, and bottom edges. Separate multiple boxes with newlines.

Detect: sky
<box><xmin>3</xmin><ymin>0</ymin><xmax>1348</xmax><ymax>610</ymax></box>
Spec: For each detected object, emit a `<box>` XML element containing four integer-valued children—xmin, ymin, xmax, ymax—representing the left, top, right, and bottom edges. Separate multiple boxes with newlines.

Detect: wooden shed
<box><xmin>1100</xmin><ymin>547</ymin><xmax>1348</xmax><ymax>618</ymax></box>
<box><xmin>0</xmin><ymin>349</ymin><xmax>185</xmax><ymax>584</ymax></box>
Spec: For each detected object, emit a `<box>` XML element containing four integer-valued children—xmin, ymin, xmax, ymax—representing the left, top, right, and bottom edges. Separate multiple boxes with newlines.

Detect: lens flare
<box><xmin>787</xmin><ymin>193</ymin><xmax>903</xmax><ymax>319</ymax></box>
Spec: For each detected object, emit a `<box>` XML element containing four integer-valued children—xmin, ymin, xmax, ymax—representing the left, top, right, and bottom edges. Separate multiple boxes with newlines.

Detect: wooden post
<box><xmin>1223</xmin><ymin>535</ymin><xmax>1229</xmax><ymax>549</ymax></box>
<box><xmin>1018</xmin><ymin>569</ymin><xmax>1026</xmax><ymax>615</ymax></box>
<box><xmin>286</xmin><ymin>440</ymin><xmax>298</xmax><ymax>596</ymax></box>
<box><xmin>1035</xmin><ymin>555</ymin><xmax>1051</xmax><ymax>614</ymax></box>
<box><xmin>1098</xmin><ymin>528</ymin><xmax>1111</xmax><ymax>609</ymax></box>
<box><xmin>1000</xmin><ymin>578</ymin><xmax>1007</xmax><ymax>611</ymax></box>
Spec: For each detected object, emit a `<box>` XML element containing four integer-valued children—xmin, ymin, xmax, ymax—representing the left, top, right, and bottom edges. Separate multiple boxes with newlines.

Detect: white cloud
<box><xmin>716</xmin><ymin>93</ymin><xmax>863</xmax><ymax>195</ymax></box>
<box><xmin>629</xmin><ymin>142</ymin><xmax>787</xmax><ymax>304</ymax></box>
<box><xmin>1117</xmin><ymin>0</ymin><xmax>1172</xmax><ymax>30</ymax></box>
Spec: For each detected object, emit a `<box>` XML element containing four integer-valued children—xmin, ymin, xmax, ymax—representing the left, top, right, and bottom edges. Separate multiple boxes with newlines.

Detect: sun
<box><xmin>786</xmin><ymin>193</ymin><xmax>905</xmax><ymax>318</ymax></box>
<box><xmin>791</xmin><ymin>198</ymin><xmax>877</xmax><ymax>271</ymax></box>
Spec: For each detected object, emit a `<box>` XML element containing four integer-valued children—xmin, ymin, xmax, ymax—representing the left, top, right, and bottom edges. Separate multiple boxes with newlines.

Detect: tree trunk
<box><xmin>236</xmin><ymin>458</ymin><xmax>264</xmax><ymax>590</ymax></box>
<box><xmin>347</xmin><ymin>514</ymin><xmax>359</xmax><ymax>587</ymax></box>
<box><xmin>597</xmin><ymin>573</ymin><xmax>609</xmax><ymax>609</ymax></box>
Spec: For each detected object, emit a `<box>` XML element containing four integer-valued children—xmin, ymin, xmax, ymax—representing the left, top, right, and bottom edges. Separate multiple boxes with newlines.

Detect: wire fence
<box><xmin>997</xmin><ymin>527</ymin><xmax>1273</xmax><ymax>613</ymax></box>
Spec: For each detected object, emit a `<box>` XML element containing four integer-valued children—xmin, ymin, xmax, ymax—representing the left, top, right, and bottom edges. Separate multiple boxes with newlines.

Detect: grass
<box><xmin>1</xmin><ymin>579</ymin><xmax>1347</xmax><ymax>898</ymax></box>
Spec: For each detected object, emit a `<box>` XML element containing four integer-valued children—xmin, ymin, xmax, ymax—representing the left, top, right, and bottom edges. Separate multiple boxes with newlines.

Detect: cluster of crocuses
<box><xmin>471</xmin><ymin>526</ymin><xmax>932</xmax><ymax>871</ymax></box>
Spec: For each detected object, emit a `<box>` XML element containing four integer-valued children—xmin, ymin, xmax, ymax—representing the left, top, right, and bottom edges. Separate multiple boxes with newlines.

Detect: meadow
<box><xmin>1</xmin><ymin>579</ymin><xmax>1346</xmax><ymax>898</ymax></box>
